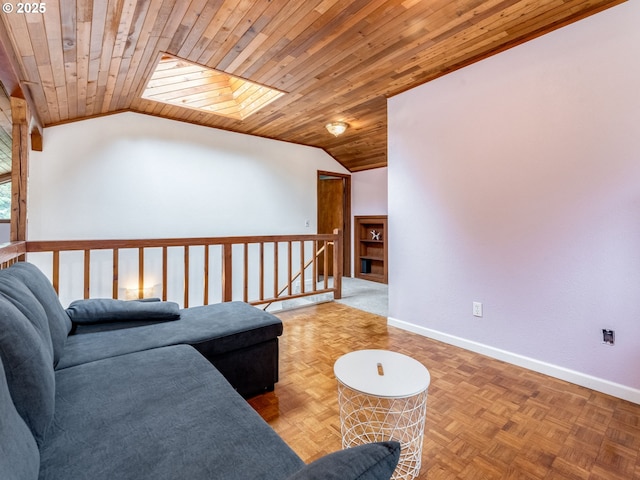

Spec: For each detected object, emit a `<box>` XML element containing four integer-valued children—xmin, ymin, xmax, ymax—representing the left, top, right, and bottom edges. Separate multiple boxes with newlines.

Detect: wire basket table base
<box><xmin>337</xmin><ymin>383</ymin><xmax>428</xmax><ymax>480</ymax></box>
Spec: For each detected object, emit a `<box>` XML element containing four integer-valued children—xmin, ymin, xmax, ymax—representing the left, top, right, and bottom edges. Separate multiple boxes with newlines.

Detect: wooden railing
<box><xmin>0</xmin><ymin>230</ymin><xmax>342</xmax><ymax>309</ymax></box>
<box><xmin>0</xmin><ymin>240</ymin><xmax>26</xmax><ymax>266</ymax></box>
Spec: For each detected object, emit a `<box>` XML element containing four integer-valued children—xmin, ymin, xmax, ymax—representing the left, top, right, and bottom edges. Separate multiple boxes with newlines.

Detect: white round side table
<box><xmin>334</xmin><ymin>350</ymin><xmax>430</xmax><ymax>480</ymax></box>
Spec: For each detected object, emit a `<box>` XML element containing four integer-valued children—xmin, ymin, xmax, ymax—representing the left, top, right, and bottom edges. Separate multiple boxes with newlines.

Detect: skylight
<box><xmin>142</xmin><ymin>54</ymin><xmax>285</xmax><ymax>120</ymax></box>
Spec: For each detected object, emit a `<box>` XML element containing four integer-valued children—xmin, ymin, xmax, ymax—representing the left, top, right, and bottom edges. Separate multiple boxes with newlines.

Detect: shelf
<box><xmin>354</xmin><ymin>215</ymin><xmax>387</xmax><ymax>284</ymax></box>
<box><xmin>359</xmin><ymin>273</ymin><xmax>386</xmax><ymax>281</ymax></box>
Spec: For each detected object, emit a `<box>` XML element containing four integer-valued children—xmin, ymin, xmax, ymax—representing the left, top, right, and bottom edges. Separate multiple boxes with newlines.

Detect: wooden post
<box><xmin>333</xmin><ymin>228</ymin><xmax>343</xmax><ymax>300</ymax></box>
<box><xmin>10</xmin><ymin>96</ymin><xmax>28</xmax><ymax>242</ymax></box>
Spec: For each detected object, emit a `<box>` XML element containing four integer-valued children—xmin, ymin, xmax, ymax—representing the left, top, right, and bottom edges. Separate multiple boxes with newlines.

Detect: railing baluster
<box><xmin>333</xmin><ymin>228</ymin><xmax>342</xmax><ymax>300</ymax></box>
<box><xmin>184</xmin><ymin>246</ymin><xmax>190</xmax><ymax>308</ymax></box>
<box><xmin>112</xmin><ymin>249</ymin><xmax>119</xmax><ymax>299</ymax></box>
<box><xmin>273</xmin><ymin>242</ymin><xmax>278</xmax><ymax>299</ymax></box>
<box><xmin>222</xmin><ymin>243</ymin><xmax>232</xmax><ymax>302</ymax></box>
<box><xmin>83</xmin><ymin>250</ymin><xmax>90</xmax><ymax>299</ymax></box>
<box><xmin>138</xmin><ymin>247</ymin><xmax>144</xmax><ymax>299</ymax></box>
<box><xmin>259</xmin><ymin>242</ymin><xmax>264</xmax><ymax>301</ymax></box>
<box><xmin>243</xmin><ymin>243</ymin><xmax>249</xmax><ymax>303</ymax></box>
<box><xmin>300</xmin><ymin>241</ymin><xmax>305</xmax><ymax>294</ymax></box>
<box><xmin>287</xmin><ymin>241</ymin><xmax>292</xmax><ymax>296</ymax></box>
<box><xmin>162</xmin><ymin>246</ymin><xmax>168</xmax><ymax>301</ymax></box>
<box><xmin>323</xmin><ymin>241</ymin><xmax>329</xmax><ymax>290</ymax></box>
<box><xmin>52</xmin><ymin>250</ymin><xmax>60</xmax><ymax>294</ymax></box>
<box><xmin>204</xmin><ymin>245</ymin><xmax>209</xmax><ymax>305</ymax></box>
<box><xmin>312</xmin><ymin>240</ymin><xmax>317</xmax><ymax>292</ymax></box>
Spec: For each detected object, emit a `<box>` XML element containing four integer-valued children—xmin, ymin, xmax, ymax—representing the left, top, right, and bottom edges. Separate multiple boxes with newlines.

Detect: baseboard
<box><xmin>387</xmin><ymin>316</ymin><xmax>640</xmax><ymax>405</ymax></box>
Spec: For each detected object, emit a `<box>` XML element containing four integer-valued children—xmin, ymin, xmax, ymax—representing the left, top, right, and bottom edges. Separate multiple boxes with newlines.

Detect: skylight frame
<box><xmin>142</xmin><ymin>54</ymin><xmax>285</xmax><ymax>120</ymax></box>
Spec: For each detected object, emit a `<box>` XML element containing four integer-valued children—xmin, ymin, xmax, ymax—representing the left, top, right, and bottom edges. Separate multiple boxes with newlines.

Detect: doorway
<box><xmin>317</xmin><ymin>171</ymin><xmax>351</xmax><ymax>277</ymax></box>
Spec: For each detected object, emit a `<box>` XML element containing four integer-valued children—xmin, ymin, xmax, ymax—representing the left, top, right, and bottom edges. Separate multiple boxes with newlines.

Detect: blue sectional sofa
<box><xmin>63</xmin><ymin>298</ymin><xmax>284</xmax><ymax>398</ymax></box>
<box><xmin>0</xmin><ymin>262</ymin><xmax>400</xmax><ymax>480</ymax></box>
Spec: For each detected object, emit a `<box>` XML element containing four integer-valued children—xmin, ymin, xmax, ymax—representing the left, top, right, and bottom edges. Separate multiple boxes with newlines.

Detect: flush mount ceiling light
<box><xmin>325</xmin><ymin>121</ymin><xmax>348</xmax><ymax>136</ymax></box>
<box><xmin>142</xmin><ymin>54</ymin><xmax>285</xmax><ymax>120</ymax></box>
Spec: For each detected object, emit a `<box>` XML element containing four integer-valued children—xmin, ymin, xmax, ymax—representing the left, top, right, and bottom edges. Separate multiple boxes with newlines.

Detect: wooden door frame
<box><xmin>317</xmin><ymin>170</ymin><xmax>351</xmax><ymax>277</ymax></box>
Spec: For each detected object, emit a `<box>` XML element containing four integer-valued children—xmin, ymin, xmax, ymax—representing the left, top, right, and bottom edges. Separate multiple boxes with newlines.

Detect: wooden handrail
<box><xmin>25</xmin><ymin>233</ymin><xmax>339</xmax><ymax>252</ymax></box>
<box><xmin>0</xmin><ymin>232</ymin><xmax>343</xmax><ymax>308</ymax></box>
<box><xmin>0</xmin><ymin>241</ymin><xmax>26</xmax><ymax>266</ymax></box>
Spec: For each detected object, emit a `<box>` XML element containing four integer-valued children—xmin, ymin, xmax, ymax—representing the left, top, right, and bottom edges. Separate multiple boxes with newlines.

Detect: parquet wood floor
<box><xmin>248</xmin><ymin>302</ymin><xmax>640</xmax><ymax>479</ymax></box>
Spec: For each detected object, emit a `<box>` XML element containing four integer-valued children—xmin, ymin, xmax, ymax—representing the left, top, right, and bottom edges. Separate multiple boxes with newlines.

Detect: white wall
<box><xmin>27</xmin><ymin>112</ymin><xmax>348</xmax><ymax>304</ymax></box>
<box><xmin>352</xmin><ymin>167</ymin><xmax>388</xmax><ymax>217</ymax></box>
<box><xmin>388</xmin><ymin>1</ymin><xmax>640</xmax><ymax>402</ymax></box>
<box><xmin>28</xmin><ymin>112</ymin><xmax>347</xmax><ymax>240</ymax></box>
<box><xmin>351</xmin><ymin>167</ymin><xmax>388</xmax><ymax>275</ymax></box>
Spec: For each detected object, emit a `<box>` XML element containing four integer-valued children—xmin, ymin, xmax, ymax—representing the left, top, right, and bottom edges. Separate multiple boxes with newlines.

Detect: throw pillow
<box><xmin>0</xmin><ymin>296</ymin><xmax>56</xmax><ymax>446</ymax></box>
<box><xmin>286</xmin><ymin>441</ymin><xmax>401</xmax><ymax>480</ymax></box>
<box><xmin>66</xmin><ymin>298</ymin><xmax>181</xmax><ymax>324</ymax></box>
<box><xmin>5</xmin><ymin>262</ymin><xmax>73</xmax><ymax>367</ymax></box>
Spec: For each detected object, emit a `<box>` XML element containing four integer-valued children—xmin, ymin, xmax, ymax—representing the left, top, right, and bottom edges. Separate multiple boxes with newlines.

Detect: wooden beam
<box><xmin>10</xmin><ymin>96</ymin><xmax>28</xmax><ymax>242</ymax></box>
<box><xmin>30</xmin><ymin>127</ymin><xmax>43</xmax><ymax>152</ymax></box>
<box><xmin>0</xmin><ymin>16</ymin><xmax>44</xmax><ymax>149</ymax></box>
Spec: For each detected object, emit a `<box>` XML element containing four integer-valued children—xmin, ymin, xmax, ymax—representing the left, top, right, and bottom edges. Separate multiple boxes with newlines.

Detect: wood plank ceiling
<box><xmin>0</xmin><ymin>0</ymin><xmax>625</xmax><ymax>172</ymax></box>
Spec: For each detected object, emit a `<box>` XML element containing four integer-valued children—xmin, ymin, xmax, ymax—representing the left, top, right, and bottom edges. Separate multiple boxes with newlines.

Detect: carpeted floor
<box><xmin>273</xmin><ymin>276</ymin><xmax>388</xmax><ymax>317</ymax></box>
<box><xmin>335</xmin><ymin>277</ymin><xmax>388</xmax><ymax>317</ymax></box>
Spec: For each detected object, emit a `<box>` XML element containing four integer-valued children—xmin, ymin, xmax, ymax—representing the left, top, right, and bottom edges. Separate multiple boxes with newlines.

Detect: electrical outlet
<box><xmin>602</xmin><ymin>329</ymin><xmax>615</xmax><ymax>346</ymax></box>
<box><xmin>473</xmin><ymin>302</ymin><xmax>483</xmax><ymax>317</ymax></box>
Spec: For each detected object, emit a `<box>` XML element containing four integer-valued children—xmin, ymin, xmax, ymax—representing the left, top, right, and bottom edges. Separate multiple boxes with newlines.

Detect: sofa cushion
<box><xmin>0</xmin><ymin>295</ymin><xmax>55</xmax><ymax>447</ymax></box>
<box><xmin>0</xmin><ymin>356</ymin><xmax>40</xmax><ymax>480</ymax></box>
<box><xmin>3</xmin><ymin>262</ymin><xmax>72</xmax><ymax>366</ymax></box>
<box><xmin>57</xmin><ymin>301</ymin><xmax>283</xmax><ymax>369</ymax></box>
<box><xmin>285</xmin><ymin>442</ymin><xmax>401</xmax><ymax>480</ymax></box>
<box><xmin>40</xmin><ymin>345</ymin><xmax>305</xmax><ymax>480</ymax></box>
<box><xmin>66</xmin><ymin>298</ymin><xmax>180</xmax><ymax>324</ymax></box>
<box><xmin>0</xmin><ymin>276</ymin><xmax>54</xmax><ymax>361</ymax></box>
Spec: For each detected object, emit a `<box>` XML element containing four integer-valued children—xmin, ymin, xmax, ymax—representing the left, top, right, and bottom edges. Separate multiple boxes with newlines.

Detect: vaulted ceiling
<box><xmin>0</xmin><ymin>0</ymin><xmax>625</xmax><ymax>173</ymax></box>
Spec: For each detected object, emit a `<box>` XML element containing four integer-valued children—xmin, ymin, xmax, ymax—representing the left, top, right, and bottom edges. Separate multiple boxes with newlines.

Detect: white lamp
<box><xmin>124</xmin><ymin>286</ymin><xmax>156</xmax><ymax>300</ymax></box>
<box><xmin>325</xmin><ymin>121</ymin><xmax>348</xmax><ymax>136</ymax></box>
